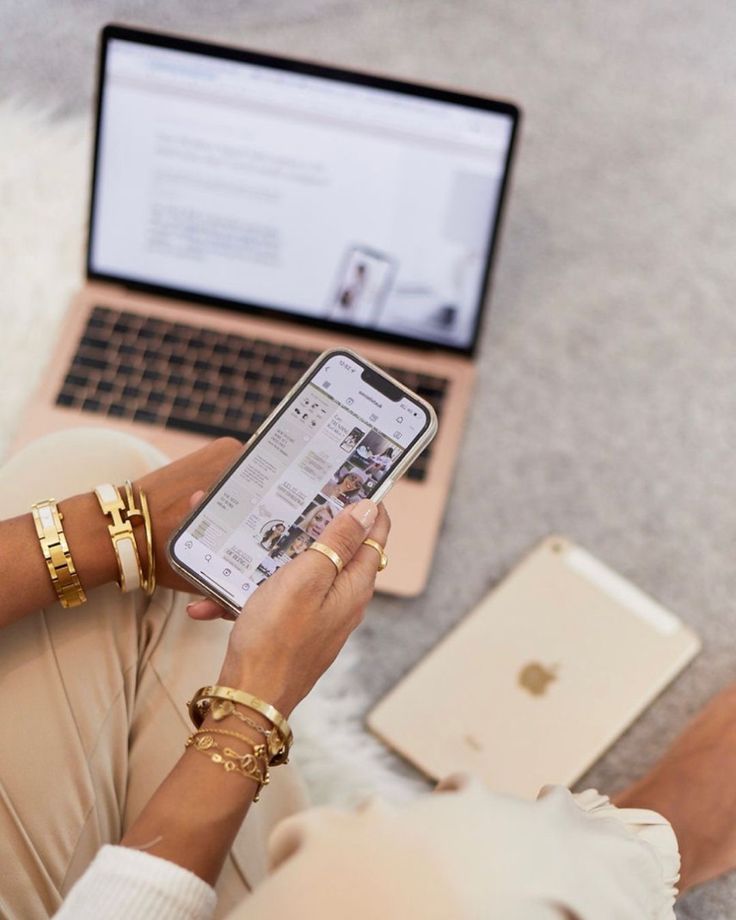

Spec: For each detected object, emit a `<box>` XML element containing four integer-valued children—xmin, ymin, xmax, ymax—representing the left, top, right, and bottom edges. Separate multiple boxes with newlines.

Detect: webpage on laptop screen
<box><xmin>90</xmin><ymin>38</ymin><xmax>514</xmax><ymax>349</ymax></box>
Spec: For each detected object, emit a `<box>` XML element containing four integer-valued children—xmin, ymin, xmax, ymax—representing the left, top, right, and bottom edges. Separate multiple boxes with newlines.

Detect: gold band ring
<box><xmin>308</xmin><ymin>541</ymin><xmax>344</xmax><ymax>575</ymax></box>
<box><xmin>362</xmin><ymin>538</ymin><xmax>388</xmax><ymax>572</ymax></box>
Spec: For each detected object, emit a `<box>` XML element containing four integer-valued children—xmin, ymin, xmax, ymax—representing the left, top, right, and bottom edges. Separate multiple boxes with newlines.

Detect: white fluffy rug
<box><xmin>0</xmin><ymin>102</ymin><xmax>425</xmax><ymax>808</ymax></box>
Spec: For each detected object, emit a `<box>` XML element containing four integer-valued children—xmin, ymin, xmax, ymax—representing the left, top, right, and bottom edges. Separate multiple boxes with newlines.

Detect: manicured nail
<box><xmin>350</xmin><ymin>499</ymin><xmax>378</xmax><ymax>531</ymax></box>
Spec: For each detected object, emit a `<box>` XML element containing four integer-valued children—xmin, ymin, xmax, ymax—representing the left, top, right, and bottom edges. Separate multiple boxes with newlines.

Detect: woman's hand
<box><xmin>132</xmin><ymin>437</ymin><xmax>242</xmax><ymax>592</ymax></box>
<box><xmin>188</xmin><ymin>499</ymin><xmax>391</xmax><ymax>716</ymax></box>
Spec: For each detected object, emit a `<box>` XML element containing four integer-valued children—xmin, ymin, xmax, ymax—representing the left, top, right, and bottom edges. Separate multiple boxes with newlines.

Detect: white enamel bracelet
<box><xmin>94</xmin><ymin>483</ymin><xmax>142</xmax><ymax>593</ymax></box>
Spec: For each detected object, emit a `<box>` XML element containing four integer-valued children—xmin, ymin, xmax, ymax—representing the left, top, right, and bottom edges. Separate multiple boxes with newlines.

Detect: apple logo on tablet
<box><xmin>518</xmin><ymin>662</ymin><xmax>557</xmax><ymax>696</ymax></box>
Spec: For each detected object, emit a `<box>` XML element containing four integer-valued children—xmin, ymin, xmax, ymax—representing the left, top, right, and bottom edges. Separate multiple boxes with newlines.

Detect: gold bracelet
<box><xmin>189</xmin><ymin>685</ymin><xmax>292</xmax><ymax>764</ymax></box>
<box><xmin>94</xmin><ymin>484</ymin><xmax>143</xmax><ymax>592</ymax></box>
<box><xmin>208</xmin><ymin>698</ymin><xmax>278</xmax><ymax>743</ymax></box>
<box><xmin>186</xmin><ymin>731</ymin><xmax>270</xmax><ymax>800</ymax></box>
<box><xmin>199</xmin><ymin>697</ymin><xmax>286</xmax><ymax>766</ymax></box>
<box><xmin>30</xmin><ymin>499</ymin><xmax>87</xmax><ymax>608</ymax></box>
<box><xmin>139</xmin><ymin>489</ymin><xmax>156</xmax><ymax>596</ymax></box>
<box><xmin>187</xmin><ymin>727</ymin><xmax>269</xmax><ymax>762</ymax></box>
<box><xmin>192</xmin><ymin>725</ymin><xmax>269</xmax><ymax>755</ymax></box>
<box><xmin>123</xmin><ymin>480</ymin><xmax>156</xmax><ymax>596</ymax></box>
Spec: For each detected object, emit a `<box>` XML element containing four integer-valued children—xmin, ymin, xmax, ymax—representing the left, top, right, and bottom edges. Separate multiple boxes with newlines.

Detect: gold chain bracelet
<box><xmin>192</xmin><ymin>725</ymin><xmax>269</xmax><ymax>757</ymax></box>
<box><xmin>209</xmin><ymin>699</ymin><xmax>277</xmax><ymax>742</ymax></box>
<box><xmin>186</xmin><ymin>730</ymin><xmax>270</xmax><ymax>800</ymax></box>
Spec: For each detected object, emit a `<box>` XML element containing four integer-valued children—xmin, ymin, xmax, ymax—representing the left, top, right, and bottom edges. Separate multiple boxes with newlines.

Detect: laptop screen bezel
<box><xmin>87</xmin><ymin>24</ymin><xmax>521</xmax><ymax>357</ymax></box>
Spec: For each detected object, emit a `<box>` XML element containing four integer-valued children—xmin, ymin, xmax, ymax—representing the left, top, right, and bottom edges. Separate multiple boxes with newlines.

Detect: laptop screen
<box><xmin>89</xmin><ymin>28</ymin><xmax>518</xmax><ymax>353</ymax></box>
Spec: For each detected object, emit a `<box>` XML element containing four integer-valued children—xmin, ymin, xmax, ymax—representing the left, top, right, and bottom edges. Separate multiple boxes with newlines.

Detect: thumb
<box><xmin>308</xmin><ymin>499</ymin><xmax>378</xmax><ymax>574</ymax></box>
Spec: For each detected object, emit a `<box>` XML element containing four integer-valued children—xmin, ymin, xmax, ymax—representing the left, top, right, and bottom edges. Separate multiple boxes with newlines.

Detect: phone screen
<box><xmin>171</xmin><ymin>351</ymin><xmax>432</xmax><ymax>609</ymax></box>
<box><xmin>327</xmin><ymin>247</ymin><xmax>396</xmax><ymax>325</ymax></box>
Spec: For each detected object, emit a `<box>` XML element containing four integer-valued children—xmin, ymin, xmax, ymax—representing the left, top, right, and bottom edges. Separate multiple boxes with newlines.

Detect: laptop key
<box><xmin>88</xmin><ymin>312</ymin><xmax>108</xmax><ymax>329</ymax></box>
<box><xmin>75</xmin><ymin>355</ymin><xmax>106</xmax><ymax>370</ymax></box>
<box><xmin>64</xmin><ymin>372</ymin><xmax>88</xmax><ymax>388</ymax></box>
<box><xmin>134</xmin><ymin>408</ymin><xmax>160</xmax><ymax>425</ymax></box>
<box><xmin>80</xmin><ymin>335</ymin><xmax>110</xmax><ymax>351</ymax></box>
<box><xmin>113</xmin><ymin>318</ymin><xmax>131</xmax><ymax>335</ymax></box>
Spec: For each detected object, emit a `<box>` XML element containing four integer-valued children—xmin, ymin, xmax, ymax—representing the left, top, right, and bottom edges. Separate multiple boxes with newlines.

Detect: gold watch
<box><xmin>31</xmin><ymin>499</ymin><xmax>87</xmax><ymax>608</ymax></box>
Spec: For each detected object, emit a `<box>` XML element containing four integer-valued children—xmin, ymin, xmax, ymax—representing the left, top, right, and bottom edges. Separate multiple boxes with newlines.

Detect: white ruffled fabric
<box><xmin>53</xmin><ymin>780</ymin><xmax>680</xmax><ymax>920</ymax></box>
<box><xmin>571</xmin><ymin>786</ymin><xmax>679</xmax><ymax>918</ymax></box>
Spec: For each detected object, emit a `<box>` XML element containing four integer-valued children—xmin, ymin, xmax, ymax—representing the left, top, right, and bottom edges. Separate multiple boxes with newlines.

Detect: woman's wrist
<box><xmin>217</xmin><ymin>654</ymin><xmax>298</xmax><ymax>718</ymax></box>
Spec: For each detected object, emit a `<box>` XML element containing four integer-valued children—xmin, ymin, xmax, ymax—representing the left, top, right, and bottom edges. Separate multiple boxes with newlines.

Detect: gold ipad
<box><xmin>368</xmin><ymin>536</ymin><xmax>700</xmax><ymax>798</ymax></box>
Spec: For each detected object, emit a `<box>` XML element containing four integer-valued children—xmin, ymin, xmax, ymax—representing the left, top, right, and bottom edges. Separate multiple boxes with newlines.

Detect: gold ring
<box><xmin>308</xmin><ymin>541</ymin><xmax>344</xmax><ymax>575</ymax></box>
<box><xmin>362</xmin><ymin>538</ymin><xmax>388</xmax><ymax>572</ymax></box>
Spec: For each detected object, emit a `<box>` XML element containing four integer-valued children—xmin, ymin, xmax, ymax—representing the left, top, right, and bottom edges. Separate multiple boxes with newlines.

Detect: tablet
<box><xmin>368</xmin><ymin>536</ymin><xmax>700</xmax><ymax>798</ymax></box>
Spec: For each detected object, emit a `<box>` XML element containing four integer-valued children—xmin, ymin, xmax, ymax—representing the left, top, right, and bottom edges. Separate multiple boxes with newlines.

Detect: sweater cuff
<box><xmin>55</xmin><ymin>845</ymin><xmax>217</xmax><ymax>920</ymax></box>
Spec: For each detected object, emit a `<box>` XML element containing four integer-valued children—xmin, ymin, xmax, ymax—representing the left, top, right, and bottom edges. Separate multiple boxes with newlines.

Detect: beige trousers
<box><xmin>0</xmin><ymin>429</ymin><xmax>307</xmax><ymax>920</ymax></box>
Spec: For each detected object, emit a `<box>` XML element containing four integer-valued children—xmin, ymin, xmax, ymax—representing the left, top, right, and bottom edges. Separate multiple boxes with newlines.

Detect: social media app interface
<box><xmin>173</xmin><ymin>354</ymin><xmax>428</xmax><ymax>607</ymax></box>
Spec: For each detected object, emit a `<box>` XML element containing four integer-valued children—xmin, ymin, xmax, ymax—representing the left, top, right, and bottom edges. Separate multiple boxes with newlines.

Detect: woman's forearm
<box><xmin>120</xmin><ymin>641</ymin><xmax>294</xmax><ymax>886</ymax></box>
<box><xmin>120</xmin><ymin>711</ymin><xmax>269</xmax><ymax>885</ymax></box>
<box><xmin>0</xmin><ymin>492</ymin><xmax>121</xmax><ymax>628</ymax></box>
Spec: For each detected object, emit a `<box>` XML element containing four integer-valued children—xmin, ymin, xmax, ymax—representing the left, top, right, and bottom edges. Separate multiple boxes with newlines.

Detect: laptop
<box><xmin>13</xmin><ymin>24</ymin><xmax>520</xmax><ymax>597</ymax></box>
<box><xmin>368</xmin><ymin>536</ymin><xmax>700</xmax><ymax>793</ymax></box>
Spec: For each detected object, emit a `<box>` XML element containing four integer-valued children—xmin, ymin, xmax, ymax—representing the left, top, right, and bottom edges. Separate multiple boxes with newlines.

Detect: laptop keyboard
<box><xmin>56</xmin><ymin>306</ymin><xmax>449</xmax><ymax>482</ymax></box>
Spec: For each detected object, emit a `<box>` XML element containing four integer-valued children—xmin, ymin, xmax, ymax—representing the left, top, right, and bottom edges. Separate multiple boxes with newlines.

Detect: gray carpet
<box><xmin>4</xmin><ymin>2</ymin><xmax>736</xmax><ymax>915</ymax></box>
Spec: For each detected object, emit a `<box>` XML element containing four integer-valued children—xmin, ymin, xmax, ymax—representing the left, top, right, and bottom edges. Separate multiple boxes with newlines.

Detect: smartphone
<box><xmin>326</xmin><ymin>245</ymin><xmax>398</xmax><ymax>326</ymax></box>
<box><xmin>168</xmin><ymin>349</ymin><xmax>437</xmax><ymax>616</ymax></box>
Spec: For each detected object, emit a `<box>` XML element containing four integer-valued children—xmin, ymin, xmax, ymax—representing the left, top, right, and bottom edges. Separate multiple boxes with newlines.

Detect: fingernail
<box><xmin>350</xmin><ymin>499</ymin><xmax>378</xmax><ymax>531</ymax></box>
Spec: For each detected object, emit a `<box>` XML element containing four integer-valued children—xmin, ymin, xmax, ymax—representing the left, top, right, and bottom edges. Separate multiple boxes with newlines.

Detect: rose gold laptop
<box><xmin>13</xmin><ymin>24</ymin><xmax>520</xmax><ymax>596</ymax></box>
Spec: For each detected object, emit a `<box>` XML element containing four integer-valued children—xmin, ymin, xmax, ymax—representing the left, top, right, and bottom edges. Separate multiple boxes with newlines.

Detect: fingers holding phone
<box><xmin>187</xmin><ymin>498</ymin><xmax>388</xmax><ymax>621</ymax></box>
<box><xmin>323</xmin><ymin>500</ymin><xmax>391</xmax><ymax>615</ymax></box>
<box><xmin>216</xmin><ymin>500</ymin><xmax>391</xmax><ymax>715</ymax></box>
